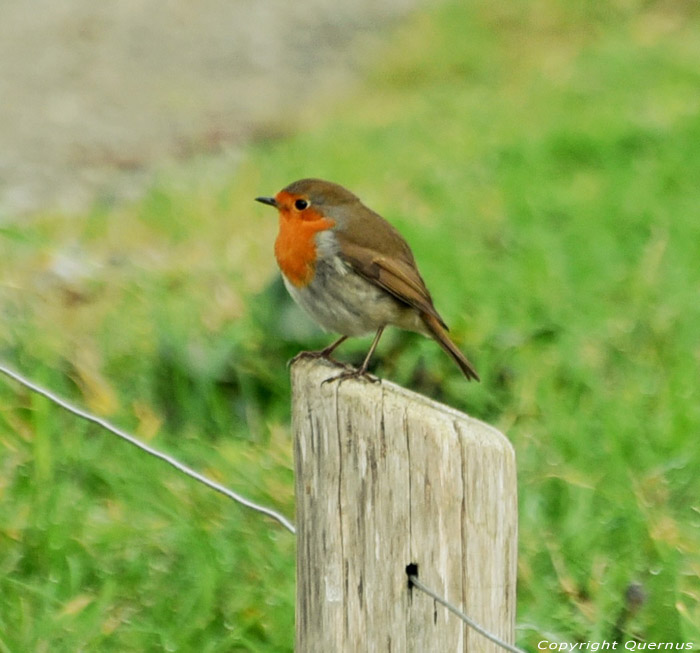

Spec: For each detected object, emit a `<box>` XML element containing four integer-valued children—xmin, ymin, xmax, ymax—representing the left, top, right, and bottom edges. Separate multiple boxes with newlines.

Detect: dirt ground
<box><xmin>0</xmin><ymin>0</ymin><xmax>420</xmax><ymax>218</ymax></box>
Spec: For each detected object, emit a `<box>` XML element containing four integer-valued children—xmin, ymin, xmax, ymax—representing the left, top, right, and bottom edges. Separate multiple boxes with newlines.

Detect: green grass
<box><xmin>2</xmin><ymin>0</ymin><xmax>700</xmax><ymax>649</ymax></box>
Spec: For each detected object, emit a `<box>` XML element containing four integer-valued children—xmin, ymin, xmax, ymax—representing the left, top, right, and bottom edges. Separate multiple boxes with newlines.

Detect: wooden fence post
<box><xmin>292</xmin><ymin>358</ymin><xmax>517</xmax><ymax>652</ymax></box>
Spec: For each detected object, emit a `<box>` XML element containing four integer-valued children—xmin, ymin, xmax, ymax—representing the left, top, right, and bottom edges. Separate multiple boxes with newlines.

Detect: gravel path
<box><xmin>0</xmin><ymin>0</ymin><xmax>420</xmax><ymax>218</ymax></box>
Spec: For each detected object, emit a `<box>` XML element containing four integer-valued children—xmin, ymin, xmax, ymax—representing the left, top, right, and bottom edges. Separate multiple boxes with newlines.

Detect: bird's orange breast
<box><xmin>274</xmin><ymin>207</ymin><xmax>335</xmax><ymax>287</ymax></box>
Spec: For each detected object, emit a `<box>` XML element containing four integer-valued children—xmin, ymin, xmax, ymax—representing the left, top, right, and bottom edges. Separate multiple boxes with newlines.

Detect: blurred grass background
<box><xmin>1</xmin><ymin>0</ymin><xmax>699</xmax><ymax>649</ymax></box>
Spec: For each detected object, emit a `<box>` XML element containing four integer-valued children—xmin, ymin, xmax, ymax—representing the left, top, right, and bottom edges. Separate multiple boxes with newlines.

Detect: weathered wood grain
<box><xmin>292</xmin><ymin>358</ymin><xmax>517</xmax><ymax>652</ymax></box>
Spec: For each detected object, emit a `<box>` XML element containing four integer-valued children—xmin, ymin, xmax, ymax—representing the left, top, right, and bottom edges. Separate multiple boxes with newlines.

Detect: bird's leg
<box><xmin>356</xmin><ymin>327</ymin><xmax>384</xmax><ymax>375</ymax></box>
<box><xmin>318</xmin><ymin>335</ymin><xmax>349</xmax><ymax>359</ymax></box>
<box><xmin>289</xmin><ymin>335</ymin><xmax>349</xmax><ymax>367</ymax></box>
<box><xmin>322</xmin><ymin>327</ymin><xmax>384</xmax><ymax>385</ymax></box>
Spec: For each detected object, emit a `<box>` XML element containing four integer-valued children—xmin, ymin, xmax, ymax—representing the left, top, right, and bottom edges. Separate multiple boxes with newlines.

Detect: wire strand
<box><xmin>408</xmin><ymin>574</ymin><xmax>526</xmax><ymax>653</ymax></box>
<box><xmin>0</xmin><ymin>363</ymin><xmax>296</xmax><ymax>535</ymax></box>
<box><xmin>2</xmin><ymin>362</ymin><xmax>528</xmax><ymax>648</ymax></box>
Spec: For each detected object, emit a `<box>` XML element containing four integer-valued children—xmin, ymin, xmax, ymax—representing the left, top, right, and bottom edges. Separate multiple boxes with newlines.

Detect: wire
<box><xmin>2</xmin><ymin>361</ymin><xmax>531</xmax><ymax>650</ymax></box>
<box><xmin>0</xmin><ymin>363</ymin><xmax>296</xmax><ymax>535</ymax></box>
<box><xmin>408</xmin><ymin>574</ymin><xmax>526</xmax><ymax>653</ymax></box>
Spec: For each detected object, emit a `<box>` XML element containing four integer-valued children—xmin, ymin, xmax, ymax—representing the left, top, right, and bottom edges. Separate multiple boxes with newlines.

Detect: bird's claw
<box><xmin>321</xmin><ymin>368</ymin><xmax>380</xmax><ymax>386</ymax></box>
<box><xmin>288</xmin><ymin>348</ymin><xmax>352</xmax><ymax>369</ymax></box>
<box><xmin>288</xmin><ymin>349</ymin><xmax>332</xmax><ymax>368</ymax></box>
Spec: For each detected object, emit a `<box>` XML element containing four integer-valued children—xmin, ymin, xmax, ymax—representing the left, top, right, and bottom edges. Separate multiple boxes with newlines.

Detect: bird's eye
<box><xmin>294</xmin><ymin>198</ymin><xmax>309</xmax><ymax>211</ymax></box>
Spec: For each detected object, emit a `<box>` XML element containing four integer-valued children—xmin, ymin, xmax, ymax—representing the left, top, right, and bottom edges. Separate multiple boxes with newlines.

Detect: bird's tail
<box><xmin>421</xmin><ymin>313</ymin><xmax>480</xmax><ymax>382</ymax></box>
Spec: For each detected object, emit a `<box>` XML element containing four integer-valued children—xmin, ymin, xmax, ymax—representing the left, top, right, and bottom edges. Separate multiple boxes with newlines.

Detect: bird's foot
<box><xmin>321</xmin><ymin>366</ymin><xmax>380</xmax><ymax>386</ymax></box>
<box><xmin>288</xmin><ymin>349</ymin><xmax>351</xmax><ymax>369</ymax></box>
<box><xmin>288</xmin><ymin>349</ymin><xmax>322</xmax><ymax>367</ymax></box>
<box><xmin>288</xmin><ymin>336</ymin><xmax>350</xmax><ymax>369</ymax></box>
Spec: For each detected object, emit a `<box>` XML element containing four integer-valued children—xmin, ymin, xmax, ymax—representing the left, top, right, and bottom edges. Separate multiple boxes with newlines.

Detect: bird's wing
<box><xmin>339</xmin><ymin>240</ymin><xmax>449</xmax><ymax>330</ymax></box>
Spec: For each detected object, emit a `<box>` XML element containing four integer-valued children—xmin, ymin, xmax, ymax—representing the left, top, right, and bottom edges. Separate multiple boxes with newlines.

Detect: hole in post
<box><xmin>406</xmin><ymin>563</ymin><xmax>419</xmax><ymax>589</ymax></box>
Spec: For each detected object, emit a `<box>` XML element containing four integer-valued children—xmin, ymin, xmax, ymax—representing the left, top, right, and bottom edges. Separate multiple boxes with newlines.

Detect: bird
<box><xmin>255</xmin><ymin>178</ymin><xmax>479</xmax><ymax>382</ymax></box>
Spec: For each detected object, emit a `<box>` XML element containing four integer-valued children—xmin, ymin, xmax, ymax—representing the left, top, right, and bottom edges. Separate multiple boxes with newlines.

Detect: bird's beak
<box><xmin>255</xmin><ymin>196</ymin><xmax>277</xmax><ymax>207</ymax></box>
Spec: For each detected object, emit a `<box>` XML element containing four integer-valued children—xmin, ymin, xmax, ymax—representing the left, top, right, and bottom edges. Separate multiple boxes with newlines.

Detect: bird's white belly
<box><xmin>283</xmin><ymin>255</ymin><xmax>423</xmax><ymax>337</ymax></box>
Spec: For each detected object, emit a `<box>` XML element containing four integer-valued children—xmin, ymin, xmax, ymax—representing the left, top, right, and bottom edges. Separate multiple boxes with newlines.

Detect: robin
<box><xmin>255</xmin><ymin>178</ymin><xmax>479</xmax><ymax>381</ymax></box>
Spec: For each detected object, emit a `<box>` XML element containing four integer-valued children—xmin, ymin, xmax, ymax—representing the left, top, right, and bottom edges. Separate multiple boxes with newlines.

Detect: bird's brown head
<box><xmin>255</xmin><ymin>178</ymin><xmax>360</xmax><ymax>224</ymax></box>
